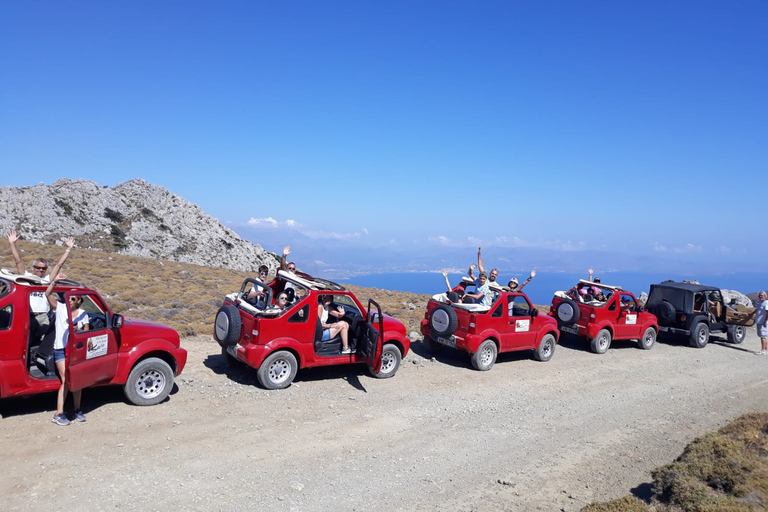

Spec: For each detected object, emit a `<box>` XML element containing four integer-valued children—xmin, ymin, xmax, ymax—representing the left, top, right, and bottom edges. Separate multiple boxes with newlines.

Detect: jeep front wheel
<box><xmin>590</xmin><ymin>329</ymin><xmax>611</xmax><ymax>354</ymax></box>
<box><xmin>727</xmin><ymin>324</ymin><xmax>746</xmax><ymax>344</ymax></box>
<box><xmin>369</xmin><ymin>344</ymin><xmax>402</xmax><ymax>379</ymax></box>
<box><xmin>470</xmin><ymin>339</ymin><xmax>497</xmax><ymax>371</ymax></box>
<box><xmin>257</xmin><ymin>351</ymin><xmax>298</xmax><ymax>390</ymax></box>
<box><xmin>534</xmin><ymin>333</ymin><xmax>556</xmax><ymax>362</ymax></box>
<box><xmin>124</xmin><ymin>357</ymin><xmax>175</xmax><ymax>406</ymax></box>
<box><xmin>637</xmin><ymin>327</ymin><xmax>656</xmax><ymax>350</ymax></box>
<box><xmin>690</xmin><ymin>322</ymin><xmax>709</xmax><ymax>348</ymax></box>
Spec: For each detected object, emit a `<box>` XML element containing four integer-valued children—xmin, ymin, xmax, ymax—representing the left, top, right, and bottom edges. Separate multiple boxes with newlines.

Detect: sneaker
<box><xmin>74</xmin><ymin>410</ymin><xmax>86</xmax><ymax>422</ymax></box>
<box><xmin>754</xmin><ymin>350</ymin><xmax>768</xmax><ymax>355</ymax></box>
<box><xmin>341</xmin><ymin>347</ymin><xmax>352</xmax><ymax>354</ymax></box>
<box><xmin>51</xmin><ymin>413</ymin><xmax>70</xmax><ymax>426</ymax></box>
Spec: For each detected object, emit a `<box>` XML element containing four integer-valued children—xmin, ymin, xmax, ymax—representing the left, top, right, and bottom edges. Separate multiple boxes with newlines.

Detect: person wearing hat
<box><xmin>507</xmin><ymin>270</ymin><xmax>536</xmax><ymax>292</ymax></box>
<box><xmin>461</xmin><ymin>271</ymin><xmax>493</xmax><ymax>306</ymax></box>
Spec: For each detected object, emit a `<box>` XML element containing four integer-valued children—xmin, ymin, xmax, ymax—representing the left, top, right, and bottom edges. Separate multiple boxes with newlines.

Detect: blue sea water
<box><xmin>339</xmin><ymin>271</ymin><xmax>768</xmax><ymax>306</ymax></box>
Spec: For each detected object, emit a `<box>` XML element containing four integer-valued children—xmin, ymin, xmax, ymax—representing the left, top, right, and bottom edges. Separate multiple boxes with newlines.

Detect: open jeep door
<box><xmin>359</xmin><ymin>299</ymin><xmax>384</xmax><ymax>373</ymax></box>
<box><xmin>65</xmin><ymin>291</ymin><xmax>119</xmax><ymax>392</ymax></box>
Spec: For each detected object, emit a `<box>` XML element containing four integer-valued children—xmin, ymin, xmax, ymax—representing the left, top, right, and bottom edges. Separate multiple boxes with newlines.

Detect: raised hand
<box><xmin>283</xmin><ymin>245</ymin><xmax>291</xmax><ymax>257</ymax></box>
<box><xmin>470</xmin><ymin>263</ymin><xmax>477</xmax><ymax>271</ymax></box>
<box><xmin>64</xmin><ymin>237</ymin><xmax>75</xmax><ymax>249</ymax></box>
<box><xmin>54</xmin><ymin>273</ymin><xmax>67</xmax><ymax>282</ymax></box>
<box><xmin>441</xmin><ymin>269</ymin><xmax>448</xmax><ymax>278</ymax></box>
<box><xmin>530</xmin><ymin>269</ymin><xmax>536</xmax><ymax>278</ymax></box>
<box><xmin>7</xmin><ymin>230</ymin><xmax>19</xmax><ymax>244</ymax></box>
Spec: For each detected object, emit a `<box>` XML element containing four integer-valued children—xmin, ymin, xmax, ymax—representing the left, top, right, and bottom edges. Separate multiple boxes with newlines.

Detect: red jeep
<box><xmin>549</xmin><ymin>280</ymin><xmax>658</xmax><ymax>354</ymax></box>
<box><xmin>0</xmin><ymin>270</ymin><xmax>187</xmax><ymax>406</ymax></box>
<box><xmin>420</xmin><ymin>286</ymin><xmax>560</xmax><ymax>371</ymax></box>
<box><xmin>214</xmin><ymin>270</ymin><xmax>410</xmax><ymax>389</ymax></box>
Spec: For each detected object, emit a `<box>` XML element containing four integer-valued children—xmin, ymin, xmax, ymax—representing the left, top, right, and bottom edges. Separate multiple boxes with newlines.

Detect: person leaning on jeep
<box><xmin>7</xmin><ymin>230</ymin><xmax>75</xmax><ymax>342</ymax></box>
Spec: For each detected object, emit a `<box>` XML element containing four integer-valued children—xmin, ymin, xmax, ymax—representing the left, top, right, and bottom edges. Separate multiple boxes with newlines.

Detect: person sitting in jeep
<box><xmin>461</xmin><ymin>272</ymin><xmax>493</xmax><ymax>306</ymax></box>
<box><xmin>318</xmin><ymin>295</ymin><xmax>352</xmax><ymax>354</ymax></box>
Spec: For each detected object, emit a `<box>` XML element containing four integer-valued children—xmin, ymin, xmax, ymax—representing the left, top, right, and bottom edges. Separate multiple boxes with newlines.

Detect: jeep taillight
<box><xmin>468</xmin><ymin>314</ymin><xmax>477</xmax><ymax>334</ymax></box>
<box><xmin>680</xmin><ymin>315</ymin><xmax>686</xmax><ymax>322</ymax></box>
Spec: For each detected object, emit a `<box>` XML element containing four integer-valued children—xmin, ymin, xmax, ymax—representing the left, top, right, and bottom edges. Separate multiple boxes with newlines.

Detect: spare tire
<box><xmin>652</xmin><ymin>302</ymin><xmax>676</xmax><ymax>326</ymax></box>
<box><xmin>429</xmin><ymin>304</ymin><xmax>459</xmax><ymax>337</ymax></box>
<box><xmin>555</xmin><ymin>298</ymin><xmax>581</xmax><ymax>326</ymax></box>
<box><xmin>214</xmin><ymin>305</ymin><xmax>242</xmax><ymax>347</ymax></box>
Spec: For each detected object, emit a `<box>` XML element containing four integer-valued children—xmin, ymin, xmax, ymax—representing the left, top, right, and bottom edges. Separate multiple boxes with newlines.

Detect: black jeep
<box><xmin>645</xmin><ymin>281</ymin><xmax>755</xmax><ymax>348</ymax></box>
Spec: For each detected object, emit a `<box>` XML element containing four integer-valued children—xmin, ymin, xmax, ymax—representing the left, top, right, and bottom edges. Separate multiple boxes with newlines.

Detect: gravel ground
<box><xmin>2</xmin><ymin>329</ymin><xmax>768</xmax><ymax>512</ymax></box>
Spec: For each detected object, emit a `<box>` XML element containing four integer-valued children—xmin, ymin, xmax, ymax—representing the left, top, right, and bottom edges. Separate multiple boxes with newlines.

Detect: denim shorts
<box><xmin>54</xmin><ymin>348</ymin><xmax>66</xmax><ymax>363</ymax></box>
<box><xmin>321</xmin><ymin>329</ymin><xmax>331</xmax><ymax>341</ymax></box>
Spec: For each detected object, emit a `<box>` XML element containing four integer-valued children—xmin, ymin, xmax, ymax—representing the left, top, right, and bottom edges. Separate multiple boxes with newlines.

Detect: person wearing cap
<box><xmin>507</xmin><ymin>270</ymin><xmax>536</xmax><ymax>292</ymax></box>
<box><xmin>587</xmin><ymin>268</ymin><xmax>601</xmax><ymax>284</ymax></box>
<box><xmin>462</xmin><ymin>271</ymin><xmax>493</xmax><ymax>306</ymax></box>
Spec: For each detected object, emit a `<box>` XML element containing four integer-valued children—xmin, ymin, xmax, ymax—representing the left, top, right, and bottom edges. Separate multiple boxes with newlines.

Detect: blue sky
<box><xmin>1</xmin><ymin>1</ymin><xmax>765</xmax><ymax>275</ymax></box>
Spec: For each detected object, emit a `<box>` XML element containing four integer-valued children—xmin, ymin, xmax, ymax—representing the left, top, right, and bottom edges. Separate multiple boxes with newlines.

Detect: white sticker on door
<box><xmin>626</xmin><ymin>314</ymin><xmax>637</xmax><ymax>325</ymax></box>
<box><xmin>515</xmin><ymin>319</ymin><xmax>530</xmax><ymax>332</ymax></box>
<box><xmin>86</xmin><ymin>334</ymin><xmax>109</xmax><ymax>359</ymax></box>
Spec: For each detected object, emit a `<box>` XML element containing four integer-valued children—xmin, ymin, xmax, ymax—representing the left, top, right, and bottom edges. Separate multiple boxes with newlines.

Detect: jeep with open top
<box><xmin>214</xmin><ymin>270</ymin><xmax>410</xmax><ymax>389</ymax></box>
<box><xmin>550</xmin><ymin>280</ymin><xmax>658</xmax><ymax>354</ymax></box>
<box><xmin>420</xmin><ymin>284</ymin><xmax>560</xmax><ymax>371</ymax></box>
<box><xmin>645</xmin><ymin>281</ymin><xmax>754</xmax><ymax>348</ymax></box>
<box><xmin>0</xmin><ymin>270</ymin><xmax>188</xmax><ymax>406</ymax></box>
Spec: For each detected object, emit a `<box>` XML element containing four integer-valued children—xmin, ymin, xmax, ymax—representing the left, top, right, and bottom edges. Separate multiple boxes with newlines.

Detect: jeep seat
<box><xmin>313</xmin><ymin>318</ymin><xmax>343</xmax><ymax>356</ymax></box>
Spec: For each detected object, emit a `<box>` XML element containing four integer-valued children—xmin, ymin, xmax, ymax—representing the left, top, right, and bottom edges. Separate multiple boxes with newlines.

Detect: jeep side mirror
<box><xmin>112</xmin><ymin>314</ymin><xmax>123</xmax><ymax>329</ymax></box>
<box><xmin>531</xmin><ymin>309</ymin><xmax>538</xmax><ymax>318</ymax></box>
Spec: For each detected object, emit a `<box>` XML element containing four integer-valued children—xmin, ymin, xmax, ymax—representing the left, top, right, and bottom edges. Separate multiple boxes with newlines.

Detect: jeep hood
<box><xmin>122</xmin><ymin>317</ymin><xmax>180</xmax><ymax>342</ymax></box>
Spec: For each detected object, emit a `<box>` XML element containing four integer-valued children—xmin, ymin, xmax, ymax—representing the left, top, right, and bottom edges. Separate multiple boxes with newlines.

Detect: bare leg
<box><xmin>54</xmin><ymin>359</ymin><xmax>68</xmax><ymax>415</ymax></box>
<box><xmin>330</xmin><ymin>321</ymin><xmax>351</xmax><ymax>350</ymax></box>
<box><xmin>73</xmin><ymin>389</ymin><xmax>82</xmax><ymax>411</ymax></box>
<box><xmin>762</xmin><ymin>337</ymin><xmax>768</xmax><ymax>352</ymax></box>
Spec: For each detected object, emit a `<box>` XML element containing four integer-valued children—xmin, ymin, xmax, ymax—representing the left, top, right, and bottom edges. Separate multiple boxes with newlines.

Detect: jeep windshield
<box><xmin>648</xmin><ymin>286</ymin><xmax>690</xmax><ymax>311</ymax></box>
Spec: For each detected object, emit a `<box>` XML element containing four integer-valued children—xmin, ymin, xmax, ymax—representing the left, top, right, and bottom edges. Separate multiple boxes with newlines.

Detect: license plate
<box><xmin>560</xmin><ymin>325</ymin><xmax>579</xmax><ymax>335</ymax></box>
<box><xmin>659</xmin><ymin>326</ymin><xmax>669</xmax><ymax>332</ymax></box>
<box><xmin>436</xmin><ymin>336</ymin><xmax>456</xmax><ymax>347</ymax></box>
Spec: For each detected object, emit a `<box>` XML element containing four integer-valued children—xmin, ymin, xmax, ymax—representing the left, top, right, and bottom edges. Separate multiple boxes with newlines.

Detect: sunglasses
<box><xmin>278</xmin><ymin>296</ymin><xmax>288</xmax><ymax>301</ymax></box>
<box><xmin>287</xmin><ymin>267</ymin><xmax>296</xmax><ymax>271</ymax></box>
<box><xmin>259</xmin><ymin>272</ymin><xmax>268</xmax><ymax>276</ymax></box>
<box><xmin>33</xmin><ymin>265</ymin><xmax>47</xmax><ymax>271</ymax></box>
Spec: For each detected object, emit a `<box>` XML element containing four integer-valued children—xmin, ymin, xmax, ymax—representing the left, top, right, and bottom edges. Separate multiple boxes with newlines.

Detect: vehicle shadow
<box><xmin>0</xmin><ymin>383</ymin><xmax>179</xmax><ymax>419</ymax></box>
<box><xmin>204</xmin><ymin>351</ymin><xmax>372</xmax><ymax>392</ymax></box>
<box><xmin>556</xmin><ymin>333</ymin><xmax>644</xmax><ymax>353</ymax></box>
<box><xmin>656</xmin><ymin>333</ymin><xmax>754</xmax><ymax>353</ymax></box>
<box><xmin>411</xmin><ymin>338</ymin><xmax>537</xmax><ymax>368</ymax></box>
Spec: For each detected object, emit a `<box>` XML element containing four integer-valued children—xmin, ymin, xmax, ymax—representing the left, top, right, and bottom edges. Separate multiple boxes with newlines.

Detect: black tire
<box><xmin>257</xmin><ymin>350</ymin><xmax>298</xmax><ymax>390</ymax></box>
<box><xmin>369</xmin><ymin>344</ymin><xmax>402</xmax><ymax>379</ymax></box>
<box><xmin>221</xmin><ymin>346</ymin><xmax>245</xmax><ymax>368</ymax></box>
<box><xmin>690</xmin><ymin>322</ymin><xmax>709</xmax><ymax>348</ymax></box>
<box><xmin>653</xmin><ymin>302</ymin><xmax>676</xmax><ymax>326</ymax></box>
<box><xmin>727</xmin><ymin>324</ymin><xmax>746</xmax><ymax>344</ymax></box>
<box><xmin>214</xmin><ymin>305</ymin><xmax>241</xmax><ymax>347</ymax></box>
<box><xmin>429</xmin><ymin>304</ymin><xmax>459</xmax><ymax>337</ymax></box>
<box><xmin>534</xmin><ymin>333</ymin><xmax>557</xmax><ymax>362</ymax></box>
<box><xmin>123</xmin><ymin>357</ymin><xmax>175</xmax><ymax>406</ymax></box>
<box><xmin>470</xmin><ymin>339</ymin><xmax>498</xmax><ymax>371</ymax></box>
<box><xmin>555</xmin><ymin>299</ymin><xmax>581</xmax><ymax>326</ymax></box>
<box><xmin>590</xmin><ymin>328</ymin><xmax>611</xmax><ymax>354</ymax></box>
<box><xmin>637</xmin><ymin>327</ymin><xmax>656</xmax><ymax>350</ymax></box>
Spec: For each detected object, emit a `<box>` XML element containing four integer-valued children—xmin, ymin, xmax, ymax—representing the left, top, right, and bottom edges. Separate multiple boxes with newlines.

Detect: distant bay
<box><xmin>339</xmin><ymin>271</ymin><xmax>768</xmax><ymax>306</ymax></box>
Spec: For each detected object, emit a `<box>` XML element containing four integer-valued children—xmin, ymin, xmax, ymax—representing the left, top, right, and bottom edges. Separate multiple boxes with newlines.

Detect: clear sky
<box><xmin>1</xmin><ymin>1</ymin><xmax>765</xmax><ymax>274</ymax></box>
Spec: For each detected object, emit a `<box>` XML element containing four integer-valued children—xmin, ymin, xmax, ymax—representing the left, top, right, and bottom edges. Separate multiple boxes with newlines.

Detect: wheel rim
<box><xmin>135</xmin><ymin>368</ymin><xmax>166</xmax><ymax>399</ymax></box>
<box><xmin>480</xmin><ymin>346</ymin><xmax>494</xmax><ymax>366</ymax></box>
<box><xmin>736</xmin><ymin>326</ymin><xmax>744</xmax><ymax>340</ymax></box>
<box><xmin>431</xmin><ymin>309</ymin><xmax>449</xmax><ymax>332</ymax></box>
<box><xmin>214</xmin><ymin>311</ymin><xmax>229</xmax><ymax>341</ymax></box>
<box><xmin>698</xmin><ymin>328</ymin><xmax>707</xmax><ymax>343</ymax></box>
<box><xmin>380</xmin><ymin>351</ymin><xmax>395</xmax><ymax>373</ymax></box>
<box><xmin>598</xmin><ymin>333</ymin><xmax>609</xmax><ymax>350</ymax></box>
<box><xmin>268</xmin><ymin>358</ymin><xmax>292</xmax><ymax>384</ymax></box>
<box><xmin>644</xmin><ymin>330</ymin><xmax>654</xmax><ymax>347</ymax></box>
<box><xmin>541</xmin><ymin>340</ymin><xmax>553</xmax><ymax>357</ymax></box>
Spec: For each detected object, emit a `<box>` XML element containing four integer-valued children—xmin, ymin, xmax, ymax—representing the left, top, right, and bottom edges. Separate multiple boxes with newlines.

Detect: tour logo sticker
<box><xmin>515</xmin><ymin>319</ymin><xmax>530</xmax><ymax>332</ymax></box>
<box><xmin>86</xmin><ymin>334</ymin><xmax>109</xmax><ymax>359</ymax></box>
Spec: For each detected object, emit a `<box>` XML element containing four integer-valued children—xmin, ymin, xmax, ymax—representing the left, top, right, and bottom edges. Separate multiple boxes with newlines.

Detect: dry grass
<box><xmin>581</xmin><ymin>412</ymin><xmax>768</xmax><ymax>512</ymax></box>
<box><xmin>0</xmin><ymin>239</ymin><xmax>431</xmax><ymax>337</ymax></box>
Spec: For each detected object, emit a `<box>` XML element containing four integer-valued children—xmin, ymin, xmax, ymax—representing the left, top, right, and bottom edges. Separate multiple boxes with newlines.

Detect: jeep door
<box><xmin>503</xmin><ymin>295</ymin><xmax>537</xmax><ymax>349</ymax></box>
<box><xmin>615</xmin><ymin>293</ymin><xmax>642</xmax><ymax>339</ymax></box>
<box><xmin>65</xmin><ymin>292</ymin><xmax>119</xmax><ymax>392</ymax></box>
<box><xmin>359</xmin><ymin>299</ymin><xmax>384</xmax><ymax>373</ymax></box>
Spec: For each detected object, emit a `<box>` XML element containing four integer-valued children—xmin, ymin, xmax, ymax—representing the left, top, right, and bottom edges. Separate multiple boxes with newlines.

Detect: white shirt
<box><xmin>25</xmin><ymin>271</ymin><xmax>51</xmax><ymax>314</ymax></box>
<box><xmin>53</xmin><ymin>303</ymin><xmax>89</xmax><ymax>350</ymax></box>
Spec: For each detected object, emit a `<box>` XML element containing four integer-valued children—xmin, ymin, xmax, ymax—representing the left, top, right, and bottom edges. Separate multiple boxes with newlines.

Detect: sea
<box><xmin>338</xmin><ymin>271</ymin><xmax>768</xmax><ymax>306</ymax></box>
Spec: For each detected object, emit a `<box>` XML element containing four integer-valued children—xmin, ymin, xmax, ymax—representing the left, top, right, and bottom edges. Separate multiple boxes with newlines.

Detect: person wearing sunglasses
<box><xmin>280</xmin><ymin>245</ymin><xmax>306</xmax><ymax>299</ymax></box>
<box><xmin>45</xmin><ymin>273</ymin><xmax>90</xmax><ymax>426</ymax></box>
<box><xmin>318</xmin><ymin>295</ymin><xmax>352</xmax><ymax>354</ymax></box>
<box><xmin>7</xmin><ymin>230</ymin><xmax>76</xmax><ymax>343</ymax></box>
<box><xmin>248</xmin><ymin>265</ymin><xmax>271</xmax><ymax>306</ymax></box>
<box><xmin>276</xmin><ymin>293</ymin><xmax>290</xmax><ymax>311</ymax></box>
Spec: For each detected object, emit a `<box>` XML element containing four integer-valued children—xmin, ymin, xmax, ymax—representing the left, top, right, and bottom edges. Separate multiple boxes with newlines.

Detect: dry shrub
<box><xmin>581</xmin><ymin>496</ymin><xmax>650</xmax><ymax>512</ymax></box>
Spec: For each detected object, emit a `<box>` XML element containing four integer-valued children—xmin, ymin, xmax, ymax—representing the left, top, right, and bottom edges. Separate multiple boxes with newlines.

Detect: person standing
<box><xmin>755</xmin><ymin>291</ymin><xmax>768</xmax><ymax>355</ymax></box>
<box><xmin>7</xmin><ymin>230</ymin><xmax>75</xmax><ymax>342</ymax></box>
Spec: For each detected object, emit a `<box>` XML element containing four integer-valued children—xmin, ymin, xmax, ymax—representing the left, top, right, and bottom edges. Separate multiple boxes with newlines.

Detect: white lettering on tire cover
<box><xmin>432</xmin><ymin>309</ymin><xmax>449</xmax><ymax>331</ymax></box>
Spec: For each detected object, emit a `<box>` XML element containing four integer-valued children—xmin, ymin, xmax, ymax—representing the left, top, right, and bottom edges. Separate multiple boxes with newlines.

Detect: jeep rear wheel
<box><xmin>470</xmin><ymin>339</ymin><xmax>497</xmax><ymax>371</ymax></box>
<box><xmin>590</xmin><ymin>329</ymin><xmax>611</xmax><ymax>354</ymax></box>
<box><xmin>429</xmin><ymin>305</ymin><xmax>458</xmax><ymax>337</ymax></box>
<box><xmin>555</xmin><ymin>299</ymin><xmax>580</xmax><ymax>326</ymax></box>
<box><xmin>727</xmin><ymin>324</ymin><xmax>746</xmax><ymax>344</ymax></box>
<box><xmin>637</xmin><ymin>327</ymin><xmax>656</xmax><ymax>350</ymax></box>
<box><xmin>534</xmin><ymin>333</ymin><xmax>556</xmax><ymax>362</ymax></box>
<box><xmin>690</xmin><ymin>322</ymin><xmax>709</xmax><ymax>348</ymax></box>
<box><xmin>257</xmin><ymin>351</ymin><xmax>298</xmax><ymax>390</ymax></box>
<box><xmin>214</xmin><ymin>305</ymin><xmax>241</xmax><ymax>347</ymax></box>
<box><xmin>123</xmin><ymin>358</ymin><xmax>174</xmax><ymax>406</ymax></box>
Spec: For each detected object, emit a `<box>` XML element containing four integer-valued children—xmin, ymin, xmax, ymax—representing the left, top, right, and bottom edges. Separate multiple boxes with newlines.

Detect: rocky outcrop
<box><xmin>0</xmin><ymin>179</ymin><xmax>278</xmax><ymax>272</ymax></box>
<box><xmin>722</xmin><ymin>289</ymin><xmax>754</xmax><ymax>308</ymax></box>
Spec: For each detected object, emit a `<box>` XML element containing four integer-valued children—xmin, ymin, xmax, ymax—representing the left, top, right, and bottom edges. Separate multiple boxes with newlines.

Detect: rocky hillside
<box><xmin>0</xmin><ymin>179</ymin><xmax>278</xmax><ymax>272</ymax></box>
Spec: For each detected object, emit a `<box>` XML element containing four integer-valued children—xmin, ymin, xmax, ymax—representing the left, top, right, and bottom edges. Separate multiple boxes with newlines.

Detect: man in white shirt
<box><xmin>7</xmin><ymin>230</ymin><xmax>75</xmax><ymax>342</ymax></box>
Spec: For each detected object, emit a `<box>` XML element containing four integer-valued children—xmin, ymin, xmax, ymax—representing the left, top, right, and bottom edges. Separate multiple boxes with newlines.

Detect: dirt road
<box><xmin>3</xmin><ymin>330</ymin><xmax>768</xmax><ymax>512</ymax></box>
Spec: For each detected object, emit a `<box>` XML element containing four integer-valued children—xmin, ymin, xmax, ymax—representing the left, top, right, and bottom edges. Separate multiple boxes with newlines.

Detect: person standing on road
<box><xmin>7</xmin><ymin>230</ymin><xmax>75</xmax><ymax>342</ymax></box>
<box><xmin>755</xmin><ymin>291</ymin><xmax>768</xmax><ymax>355</ymax></box>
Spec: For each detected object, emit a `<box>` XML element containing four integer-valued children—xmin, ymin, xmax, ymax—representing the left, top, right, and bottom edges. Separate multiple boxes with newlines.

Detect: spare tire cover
<box><xmin>555</xmin><ymin>299</ymin><xmax>581</xmax><ymax>325</ymax></box>
<box><xmin>429</xmin><ymin>304</ymin><xmax>459</xmax><ymax>337</ymax></box>
<box><xmin>214</xmin><ymin>304</ymin><xmax>242</xmax><ymax>347</ymax></box>
<box><xmin>653</xmin><ymin>302</ymin><xmax>676</xmax><ymax>326</ymax></box>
